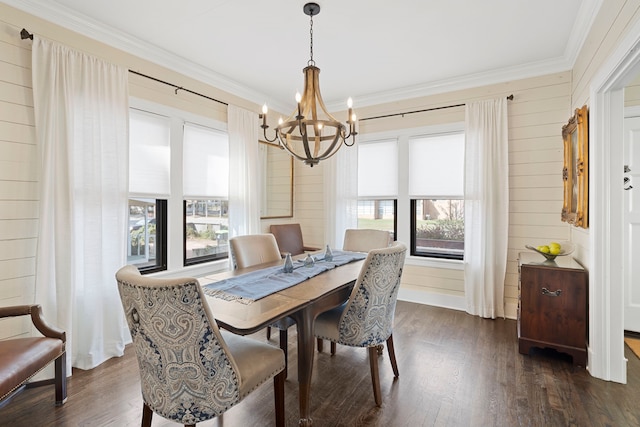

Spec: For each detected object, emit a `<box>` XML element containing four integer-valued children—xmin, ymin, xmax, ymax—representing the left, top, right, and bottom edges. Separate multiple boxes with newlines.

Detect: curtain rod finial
<box><xmin>507</xmin><ymin>94</ymin><xmax>514</xmax><ymax>101</ymax></box>
<box><xmin>20</xmin><ymin>29</ymin><xmax>33</xmax><ymax>40</ymax></box>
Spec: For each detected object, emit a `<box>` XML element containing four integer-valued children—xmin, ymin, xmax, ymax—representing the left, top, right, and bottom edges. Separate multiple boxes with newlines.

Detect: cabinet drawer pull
<box><xmin>541</xmin><ymin>287</ymin><xmax>562</xmax><ymax>297</ymax></box>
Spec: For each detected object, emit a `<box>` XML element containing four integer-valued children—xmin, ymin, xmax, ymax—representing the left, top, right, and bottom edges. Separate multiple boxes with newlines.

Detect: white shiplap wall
<box><xmin>292</xmin><ymin>72</ymin><xmax>572</xmax><ymax>319</ymax></box>
<box><xmin>0</xmin><ymin>17</ymin><xmax>37</xmax><ymax>339</ymax></box>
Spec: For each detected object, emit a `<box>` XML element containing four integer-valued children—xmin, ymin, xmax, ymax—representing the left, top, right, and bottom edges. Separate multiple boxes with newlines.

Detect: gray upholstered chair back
<box><xmin>342</xmin><ymin>228</ymin><xmax>391</xmax><ymax>253</ymax></box>
<box><xmin>116</xmin><ymin>265</ymin><xmax>240</xmax><ymax>424</ymax></box>
<box><xmin>229</xmin><ymin>233</ymin><xmax>282</xmax><ymax>269</ymax></box>
<box><xmin>338</xmin><ymin>241</ymin><xmax>407</xmax><ymax>347</ymax></box>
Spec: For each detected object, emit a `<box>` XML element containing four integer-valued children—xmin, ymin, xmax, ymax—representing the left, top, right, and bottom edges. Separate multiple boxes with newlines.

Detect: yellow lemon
<box><xmin>537</xmin><ymin>245</ymin><xmax>550</xmax><ymax>254</ymax></box>
<box><xmin>549</xmin><ymin>246</ymin><xmax>561</xmax><ymax>255</ymax></box>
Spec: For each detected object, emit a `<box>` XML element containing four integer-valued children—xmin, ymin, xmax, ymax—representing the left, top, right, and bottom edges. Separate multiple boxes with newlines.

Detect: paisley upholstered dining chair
<box><xmin>317</xmin><ymin>228</ymin><xmax>393</xmax><ymax>354</ymax></box>
<box><xmin>116</xmin><ymin>265</ymin><xmax>285</xmax><ymax>427</ymax></box>
<box><xmin>229</xmin><ymin>233</ymin><xmax>295</xmax><ymax>378</ymax></box>
<box><xmin>314</xmin><ymin>241</ymin><xmax>407</xmax><ymax>406</ymax></box>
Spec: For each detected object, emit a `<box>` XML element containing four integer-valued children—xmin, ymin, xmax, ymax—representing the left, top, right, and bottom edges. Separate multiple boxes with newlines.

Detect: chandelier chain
<box><xmin>308</xmin><ymin>14</ymin><xmax>315</xmax><ymax>67</ymax></box>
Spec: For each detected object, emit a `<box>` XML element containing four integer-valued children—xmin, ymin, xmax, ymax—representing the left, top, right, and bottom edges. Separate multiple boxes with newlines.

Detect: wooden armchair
<box><xmin>0</xmin><ymin>304</ymin><xmax>67</xmax><ymax>408</ymax></box>
<box><xmin>269</xmin><ymin>223</ymin><xmax>319</xmax><ymax>256</ymax></box>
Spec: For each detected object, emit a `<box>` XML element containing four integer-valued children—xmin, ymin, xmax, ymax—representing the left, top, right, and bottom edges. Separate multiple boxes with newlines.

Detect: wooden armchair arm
<box><xmin>0</xmin><ymin>304</ymin><xmax>65</xmax><ymax>342</ymax></box>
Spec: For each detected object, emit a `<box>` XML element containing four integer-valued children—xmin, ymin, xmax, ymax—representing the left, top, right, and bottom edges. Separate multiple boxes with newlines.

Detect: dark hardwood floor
<box><xmin>1</xmin><ymin>301</ymin><xmax>639</xmax><ymax>426</ymax></box>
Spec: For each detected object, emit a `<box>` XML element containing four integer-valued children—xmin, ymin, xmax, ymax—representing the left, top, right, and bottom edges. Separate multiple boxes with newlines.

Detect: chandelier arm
<box><xmin>261</xmin><ymin>124</ymin><xmax>278</xmax><ymax>144</ymax></box>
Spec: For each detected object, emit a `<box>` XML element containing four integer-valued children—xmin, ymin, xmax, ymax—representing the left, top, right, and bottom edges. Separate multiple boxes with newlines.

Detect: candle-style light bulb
<box><xmin>278</xmin><ymin>117</ymin><xmax>284</xmax><ymax>125</ymax></box>
<box><xmin>261</xmin><ymin>103</ymin><xmax>268</xmax><ymax>127</ymax></box>
<box><xmin>296</xmin><ymin>92</ymin><xmax>302</xmax><ymax>118</ymax></box>
<box><xmin>347</xmin><ymin>97</ymin><xmax>353</xmax><ymax>108</ymax></box>
<box><xmin>347</xmin><ymin>97</ymin><xmax>354</xmax><ymax>123</ymax></box>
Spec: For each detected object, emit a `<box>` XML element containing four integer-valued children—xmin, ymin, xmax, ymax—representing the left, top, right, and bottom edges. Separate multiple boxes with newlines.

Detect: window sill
<box><xmin>405</xmin><ymin>255</ymin><xmax>464</xmax><ymax>270</ymax></box>
<box><xmin>146</xmin><ymin>258</ymin><xmax>230</xmax><ymax>280</ymax></box>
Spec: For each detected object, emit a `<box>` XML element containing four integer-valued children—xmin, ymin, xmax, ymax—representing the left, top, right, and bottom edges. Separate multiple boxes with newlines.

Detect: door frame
<box><xmin>623</xmin><ymin>111</ymin><xmax>640</xmax><ymax>333</ymax></box>
<box><xmin>589</xmin><ymin>18</ymin><xmax>640</xmax><ymax>383</ymax></box>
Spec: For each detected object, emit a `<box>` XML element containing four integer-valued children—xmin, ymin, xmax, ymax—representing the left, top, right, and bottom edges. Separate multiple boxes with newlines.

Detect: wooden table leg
<box><xmin>292</xmin><ymin>307</ymin><xmax>315</xmax><ymax>426</ymax></box>
<box><xmin>290</xmin><ymin>285</ymin><xmax>354</xmax><ymax>426</ymax></box>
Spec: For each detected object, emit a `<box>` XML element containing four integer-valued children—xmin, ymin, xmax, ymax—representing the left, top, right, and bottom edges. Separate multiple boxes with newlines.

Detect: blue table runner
<box><xmin>203</xmin><ymin>250</ymin><xmax>367</xmax><ymax>304</ymax></box>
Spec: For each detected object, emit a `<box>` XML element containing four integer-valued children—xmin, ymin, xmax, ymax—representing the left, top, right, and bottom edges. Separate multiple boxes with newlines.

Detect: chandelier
<box><xmin>260</xmin><ymin>2</ymin><xmax>357</xmax><ymax>167</ymax></box>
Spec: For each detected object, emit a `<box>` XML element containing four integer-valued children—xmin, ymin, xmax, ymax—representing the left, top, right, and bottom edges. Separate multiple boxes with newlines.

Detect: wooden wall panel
<box><xmin>0</xmin><ymin>15</ymin><xmax>37</xmax><ymax>339</ymax></box>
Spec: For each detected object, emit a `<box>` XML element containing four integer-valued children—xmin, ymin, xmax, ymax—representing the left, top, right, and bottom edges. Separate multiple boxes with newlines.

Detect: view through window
<box><xmin>184</xmin><ymin>199</ymin><xmax>229</xmax><ymax>263</ymax></box>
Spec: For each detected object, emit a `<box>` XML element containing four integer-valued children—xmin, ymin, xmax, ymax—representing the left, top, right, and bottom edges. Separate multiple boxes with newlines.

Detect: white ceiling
<box><xmin>10</xmin><ymin>0</ymin><xmax>602</xmax><ymax>112</ymax></box>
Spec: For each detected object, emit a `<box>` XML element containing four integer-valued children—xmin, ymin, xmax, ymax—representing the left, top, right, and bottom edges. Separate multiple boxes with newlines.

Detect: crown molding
<box><xmin>328</xmin><ymin>56</ymin><xmax>574</xmax><ymax>111</ymax></box>
<box><xmin>4</xmin><ymin>0</ymin><xmax>290</xmax><ymax>112</ymax></box>
<box><xmin>6</xmin><ymin>0</ymin><xmax>602</xmax><ymax>114</ymax></box>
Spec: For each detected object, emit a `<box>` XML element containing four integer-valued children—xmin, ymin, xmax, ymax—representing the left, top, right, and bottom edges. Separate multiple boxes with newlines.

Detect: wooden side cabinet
<box><xmin>518</xmin><ymin>252</ymin><xmax>587</xmax><ymax>365</ymax></box>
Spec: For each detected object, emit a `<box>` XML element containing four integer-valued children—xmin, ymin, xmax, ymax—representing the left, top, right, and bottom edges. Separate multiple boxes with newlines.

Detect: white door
<box><xmin>624</xmin><ymin>116</ymin><xmax>640</xmax><ymax>333</ymax></box>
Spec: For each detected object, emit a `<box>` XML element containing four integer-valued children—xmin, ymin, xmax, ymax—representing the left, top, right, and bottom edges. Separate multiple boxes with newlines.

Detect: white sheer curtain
<box><xmin>464</xmin><ymin>98</ymin><xmax>509</xmax><ymax>319</ymax></box>
<box><xmin>228</xmin><ymin>105</ymin><xmax>261</xmax><ymax>238</ymax></box>
<box><xmin>32</xmin><ymin>36</ymin><xmax>130</xmax><ymax>372</ymax></box>
<box><xmin>324</xmin><ymin>145</ymin><xmax>358</xmax><ymax>249</ymax></box>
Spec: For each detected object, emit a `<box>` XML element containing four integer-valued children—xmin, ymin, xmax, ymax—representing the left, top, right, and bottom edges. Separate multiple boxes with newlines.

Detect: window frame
<box><xmin>357</xmin><ymin>122</ymin><xmax>465</xmax><ymax>265</ymax></box>
<box><xmin>410</xmin><ymin>199</ymin><xmax>464</xmax><ymax>260</ymax></box>
<box><xmin>183</xmin><ymin>199</ymin><xmax>229</xmax><ymax>266</ymax></box>
<box><xmin>128</xmin><ymin>98</ymin><xmax>229</xmax><ymax>274</ymax></box>
<box><xmin>131</xmin><ymin>199</ymin><xmax>168</xmax><ymax>274</ymax></box>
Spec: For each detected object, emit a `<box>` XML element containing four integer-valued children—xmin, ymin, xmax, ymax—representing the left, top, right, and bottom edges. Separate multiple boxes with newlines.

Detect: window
<box><xmin>128</xmin><ymin>198</ymin><xmax>168</xmax><ymax>271</ymax></box>
<box><xmin>357</xmin><ymin>140</ymin><xmax>397</xmax><ymax>240</ymax></box>
<box><xmin>409</xmin><ymin>132</ymin><xmax>465</xmax><ymax>259</ymax></box>
<box><xmin>127</xmin><ymin>109</ymin><xmax>170</xmax><ymax>273</ymax></box>
<box><xmin>184</xmin><ymin>199</ymin><xmax>228</xmax><ymax>263</ymax></box>
<box><xmin>183</xmin><ymin>123</ymin><xmax>229</xmax><ymax>265</ymax></box>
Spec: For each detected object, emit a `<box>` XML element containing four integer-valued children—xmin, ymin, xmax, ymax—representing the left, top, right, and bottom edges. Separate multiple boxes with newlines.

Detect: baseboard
<box><xmin>397</xmin><ymin>288</ymin><xmax>466</xmax><ymax>312</ymax></box>
<box><xmin>398</xmin><ymin>289</ymin><xmax>518</xmax><ymax>320</ymax></box>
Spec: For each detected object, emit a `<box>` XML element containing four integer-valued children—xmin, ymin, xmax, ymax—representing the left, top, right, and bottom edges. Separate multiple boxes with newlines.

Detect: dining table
<box><xmin>199</xmin><ymin>253</ymin><xmax>365</xmax><ymax>426</ymax></box>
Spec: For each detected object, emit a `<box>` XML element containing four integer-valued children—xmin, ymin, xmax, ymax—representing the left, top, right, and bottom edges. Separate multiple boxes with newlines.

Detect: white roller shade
<box><xmin>183</xmin><ymin>123</ymin><xmax>229</xmax><ymax>198</ymax></box>
<box><xmin>129</xmin><ymin>109</ymin><xmax>171</xmax><ymax>196</ymax></box>
<box><xmin>409</xmin><ymin>133</ymin><xmax>464</xmax><ymax>198</ymax></box>
<box><xmin>357</xmin><ymin>139</ymin><xmax>398</xmax><ymax>198</ymax></box>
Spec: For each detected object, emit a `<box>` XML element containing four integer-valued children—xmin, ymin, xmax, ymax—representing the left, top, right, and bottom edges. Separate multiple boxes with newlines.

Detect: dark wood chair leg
<box><xmin>54</xmin><ymin>351</ymin><xmax>67</xmax><ymax>405</ymax></box>
<box><xmin>368</xmin><ymin>347</ymin><xmax>382</xmax><ymax>406</ymax></box>
<box><xmin>386</xmin><ymin>335</ymin><xmax>399</xmax><ymax>377</ymax></box>
<box><xmin>317</xmin><ymin>338</ymin><xmax>324</xmax><ymax>352</ymax></box>
<box><xmin>279</xmin><ymin>328</ymin><xmax>288</xmax><ymax>379</ymax></box>
<box><xmin>331</xmin><ymin>341</ymin><xmax>336</xmax><ymax>355</ymax></box>
<box><xmin>274</xmin><ymin>370</ymin><xmax>286</xmax><ymax>427</ymax></box>
<box><xmin>267</xmin><ymin>326</ymin><xmax>272</xmax><ymax>340</ymax></box>
<box><xmin>142</xmin><ymin>403</ymin><xmax>153</xmax><ymax>427</ymax></box>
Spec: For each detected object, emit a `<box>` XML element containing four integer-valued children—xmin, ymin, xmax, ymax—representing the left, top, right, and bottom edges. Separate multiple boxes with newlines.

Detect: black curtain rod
<box><xmin>20</xmin><ymin>28</ymin><xmax>228</xmax><ymax>107</ymax></box>
<box><xmin>128</xmin><ymin>70</ymin><xmax>228</xmax><ymax>106</ymax></box>
<box><xmin>360</xmin><ymin>94</ymin><xmax>514</xmax><ymax>122</ymax></box>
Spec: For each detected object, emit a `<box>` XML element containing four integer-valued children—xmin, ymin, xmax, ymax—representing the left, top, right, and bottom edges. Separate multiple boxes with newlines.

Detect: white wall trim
<box><xmin>588</xmin><ymin>16</ymin><xmax>640</xmax><ymax>383</ymax></box>
<box><xmin>398</xmin><ymin>288</ymin><xmax>466</xmax><ymax>312</ymax></box>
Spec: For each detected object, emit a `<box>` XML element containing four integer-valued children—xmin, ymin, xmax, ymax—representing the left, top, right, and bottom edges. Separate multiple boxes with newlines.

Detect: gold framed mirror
<box><xmin>259</xmin><ymin>140</ymin><xmax>294</xmax><ymax>219</ymax></box>
<box><xmin>561</xmin><ymin>105</ymin><xmax>589</xmax><ymax>228</ymax></box>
